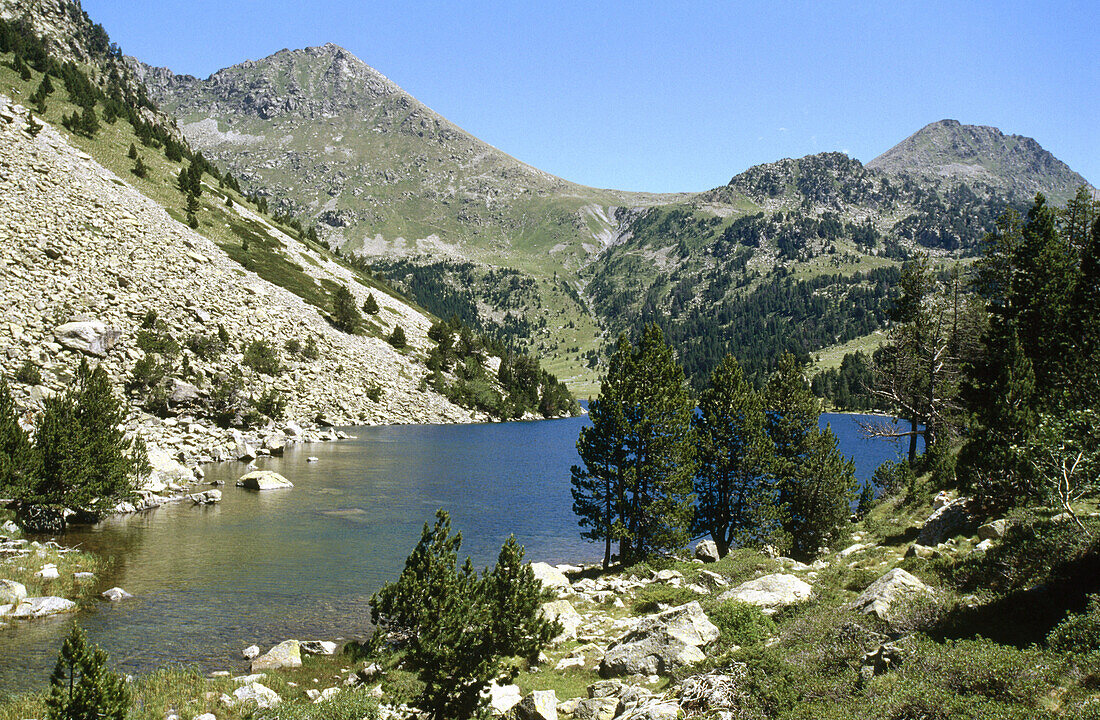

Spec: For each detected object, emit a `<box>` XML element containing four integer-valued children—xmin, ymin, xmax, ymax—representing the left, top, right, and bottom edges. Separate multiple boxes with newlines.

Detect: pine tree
<box><xmin>177</xmin><ymin>168</ymin><xmax>188</xmax><ymax>195</ymax></box>
<box><xmin>388</xmin><ymin>325</ymin><xmax>407</xmax><ymax>349</ymax></box>
<box><xmin>370</xmin><ymin>511</ymin><xmax>557</xmax><ymax>720</ymax></box>
<box><xmin>78</xmin><ymin>105</ymin><xmax>98</xmax><ymax>137</ymax></box>
<box><xmin>130</xmin><ymin>156</ymin><xmax>146</xmax><ymax>178</ymax></box>
<box><xmin>331</xmin><ymin>285</ymin><xmax>361</xmax><ymax>334</ymax></box>
<box><xmin>362</xmin><ymin>293</ymin><xmax>380</xmax><ymax>315</ymax></box>
<box><xmin>46</xmin><ymin>625</ymin><xmax>130</xmax><ymax>720</ymax></box>
<box><xmin>21</xmin><ymin>360</ymin><xmax>143</xmax><ymax>518</ymax></box>
<box><xmin>571</xmin><ymin>326</ymin><xmax>696</xmax><ymax>566</ymax></box>
<box><xmin>693</xmin><ymin>354</ymin><xmax>775</xmax><ymax>556</ymax></box>
<box><xmin>571</xmin><ymin>334</ymin><xmax>632</xmax><ymax>569</ymax></box>
<box><xmin>0</xmin><ymin>378</ymin><xmax>32</xmax><ymax>498</ymax></box>
<box><xmin>185</xmin><ymin>193</ymin><xmax>200</xmax><ymax>215</ymax></box>
<box><xmin>127</xmin><ymin>142</ymin><xmax>137</xmax><ymax>160</ymax></box>
<box><xmin>25</xmin><ymin>113</ymin><xmax>42</xmax><ymax>137</ymax></box>
<box><xmin>764</xmin><ymin>352</ymin><xmax>856</xmax><ymax>559</ymax></box>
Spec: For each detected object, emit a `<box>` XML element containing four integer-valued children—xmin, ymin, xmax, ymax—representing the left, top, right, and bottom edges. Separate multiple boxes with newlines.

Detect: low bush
<box><xmin>1048</xmin><ymin>594</ymin><xmax>1100</xmax><ymax>655</ymax></box>
<box><xmin>185</xmin><ymin>332</ymin><xmax>225</xmax><ymax>360</ymax></box>
<box><xmin>136</xmin><ymin>328</ymin><xmax>180</xmax><ymax>358</ymax></box>
<box><xmin>14</xmin><ymin>360</ymin><xmax>41</xmax><ymax>385</ymax></box>
<box><xmin>243</xmin><ymin>339</ymin><xmax>281</xmax><ymax>376</ymax></box>
<box><xmin>254</xmin><ymin>388</ymin><xmax>286</xmax><ymax>420</ymax></box>
<box><xmin>632</xmin><ymin>584</ymin><xmax>698</xmax><ymax>613</ymax></box>
<box><xmin>707</xmin><ymin>600</ymin><xmax>776</xmax><ymax>649</ymax></box>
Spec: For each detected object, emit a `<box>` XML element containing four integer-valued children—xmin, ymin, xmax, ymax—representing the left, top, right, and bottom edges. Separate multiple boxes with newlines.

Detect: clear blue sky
<box><xmin>84</xmin><ymin>0</ymin><xmax>1097</xmax><ymax>193</ymax></box>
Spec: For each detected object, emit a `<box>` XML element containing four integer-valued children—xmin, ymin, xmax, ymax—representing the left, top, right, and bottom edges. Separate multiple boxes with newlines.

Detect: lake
<box><xmin>0</xmin><ymin>412</ymin><xmax>911</xmax><ymax>691</ymax></box>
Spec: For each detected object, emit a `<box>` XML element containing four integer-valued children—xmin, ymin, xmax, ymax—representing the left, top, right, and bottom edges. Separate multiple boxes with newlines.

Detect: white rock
<box><xmin>530</xmin><ymin>562</ymin><xmax>570</xmax><ymax>591</ymax></box>
<box><xmin>850</xmin><ymin>568</ymin><xmax>934</xmax><ymax>624</ymax></box>
<box><xmin>101</xmin><ymin>587</ymin><xmax>132</xmax><ymax>601</ymax></box>
<box><xmin>242</xmin><ymin>644</ymin><xmax>261</xmax><ymax>659</ymax></box>
<box><xmin>10</xmin><ymin>596</ymin><xmax>77</xmax><ymax>619</ymax></box>
<box><xmin>231</xmin><ymin>682</ymin><xmax>281</xmax><ymax>709</ymax></box>
<box><xmin>719</xmin><ymin>573</ymin><xmax>813</xmax><ymax>614</ymax></box>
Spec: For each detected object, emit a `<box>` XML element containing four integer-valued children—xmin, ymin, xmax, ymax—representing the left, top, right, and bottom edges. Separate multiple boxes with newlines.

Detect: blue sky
<box><xmin>84</xmin><ymin>1</ymin><xmax>1097</xmax><ymax>193</ymax></box>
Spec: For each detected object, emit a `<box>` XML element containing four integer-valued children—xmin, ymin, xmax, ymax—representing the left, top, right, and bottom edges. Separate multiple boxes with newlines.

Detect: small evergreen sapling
<box><xmin>362</xmin><ymin>293</ymin><xmax>380</xmax><ymax>315</ymax></box>
<box><xmin>388</xmin><ymin>324</ymin><xmax>407</xmax><ymax>349</ymax></box>
<box><xmin>47</xmin><ymin>625</ymin><xmax>130</xmax><ymax>720</ymax></box>
<box><xmin>331</xmin><ymin>285</ymin><xmax>362</xmax><ymax>334</ymax></box>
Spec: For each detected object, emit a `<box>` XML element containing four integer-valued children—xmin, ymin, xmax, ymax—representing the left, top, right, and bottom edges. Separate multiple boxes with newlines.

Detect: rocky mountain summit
<box><xmin>0</xmin><ymin>94</ymin><xmax>484</xmax><ymax>473</ymax></box>
<box><xmin>868</xmin><ymin>119</ymin><xmax>1090</xmax><ymax>204</ymax></box>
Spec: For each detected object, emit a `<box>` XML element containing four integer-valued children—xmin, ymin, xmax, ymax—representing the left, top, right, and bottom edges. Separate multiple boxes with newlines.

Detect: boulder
<box><xmin>231</xmin><ymin>682</ymin><xmax>281</xmax><ymax>709</ymax></box>
<box><xmin>904</xmin><ymin>544</ymin><xmax>938</xmax><ymax>559</ymax></box>
<box><xmin>145</xmin><ymin>446</ymin><xmax>194</xmax><ymax>490</ymax></box>
<box><xmin>977</xmin><ymin>519</ymin><xmax>1008</xmax><ymax>541</ymax></box>
<box><xmin>168</xmin><ymin>378</ymin><xmax>203</xmax><ymax>405</ymax></box>
<box><xmin>917</xmin><ymin>496</ymin><xmax>976</xmax><ymax>546</ymax></box>
<box><xmin>851</xmin><ymin>568</ymin><xmax>934</xmax><ymax>624</ymax></box>
<box><xmin>300</xmin><ymin>640</ymin><xmax>338</xmax><ymax>656</ymax></box>
<box><xmin>237</xmin><ymin>470</ymin><xmax>294</xmax><ymax>491</ymax></box>
<box><xmin>573</xmin><ymin>697</ymin><xmax>620</xmax><ymax>720</ymax></box>
<box><xmin>486</xmin><ymin>682</ymin><xmax>523</xmax><ymax>716</ymax></box>
<box><xmin>101</xmin><ymin>587</ymin><xmax>132</xmax><ymax>601</ymax></box>
<box><xmin>0</xmin><ymin>580</ymin><xmax>27</xmax><ymax>605</ymax></box>
<box><xmin>251</xmin><ymin>640</ymin><xmax>302</xmax><ymax>671</ymax></box>
<box><xmin>54</xmin><ymin>320</ymin><xmax>121</xmax><ymax>357</ymax></box>
<box><xmin>235</xmin><ymin>442</ymin><xmax>257</xmax><ymax>462</ymax></box>
<box><xmin>530</xmin><ymin>562</ymin><xmax>570</xmax><ymax>592</ymax></box>
<box><xmin>600</xmin><ymin>601</ymin><xmax>718</xmax><ymax>678</ymax></box>
<box><xmin>10</xmin><ymin>596</ymin><xmax>77</xmax><ymax>619</ymax></box>
<box><xmin>516</xmin><ymin>690</ymin><xmax>557</xmax><ymax>720</ymax></box>
<box><xmin>719</xmin><ymin>573</ymin><xmax>813</xmax><ymax>614</ymax></box>
<box><xmin>242</xmin><ymin>644</ymin><xmax>260</xmax><ymax>659</ymax></box>
<box><xmin>264</xmin><ymin>434</ymin><xmax>287</xmax><ymax>456</ymax></box>
<box><xmin>695</xmin><ymin>540</ymin><xmax>720</xmax><ymax>563</ymax></box>
<box><xmin>35</xmin><ymin>564</ymin><xmax>60</xmax><ymax>580</ymax></box>
<box><xmin>541</xmin><ymin>599</ymin><xmax>582</xmax><ymax>642</ymax></box>
<box><xmin>190</xmin><ymin>489</ymin><xmax>222</xmax><ymax>505</ymax></box>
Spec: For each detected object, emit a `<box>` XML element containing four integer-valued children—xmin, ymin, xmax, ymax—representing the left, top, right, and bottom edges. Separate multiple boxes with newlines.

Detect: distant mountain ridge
<box><xmin>868</xmin><ymin>118</ymin><xmax>1090</xmax><ymax>204</ymax></box>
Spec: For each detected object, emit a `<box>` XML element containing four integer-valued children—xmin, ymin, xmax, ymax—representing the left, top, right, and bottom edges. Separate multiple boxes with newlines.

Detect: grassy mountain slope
<box><xmin>130</xmin><ymin>42</ymin><xmax>1093</xmax><ymax>392</ymax></box>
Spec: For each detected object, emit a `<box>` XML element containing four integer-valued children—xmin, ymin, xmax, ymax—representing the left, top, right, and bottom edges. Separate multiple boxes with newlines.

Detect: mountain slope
<box><xmin>127</xmin><ymin>41</ymin><xmax>1093</xmax><ymax>392</ymax></box>
<box><xmin>868</xmin><ymin>119</ymin><xmax>1090</xmax><ymax>204</ymax></box>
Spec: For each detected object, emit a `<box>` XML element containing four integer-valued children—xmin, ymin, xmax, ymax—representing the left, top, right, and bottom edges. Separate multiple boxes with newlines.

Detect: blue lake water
<box><xmin>0</xmin><ymin>412</ymin><xmax>912</xmax><ymax>691</ymax></box>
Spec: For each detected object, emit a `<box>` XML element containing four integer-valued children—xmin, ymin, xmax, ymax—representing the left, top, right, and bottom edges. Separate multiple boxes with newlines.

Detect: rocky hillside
<box><xmin>0</xmin><ymin>93</ymin><xmax>485</xmax><ymax>466</ymax></box>
<box><xmin>868</xmin><ymin>119</ymin><xmax>1090</xmax><ymax>204</ymax></box>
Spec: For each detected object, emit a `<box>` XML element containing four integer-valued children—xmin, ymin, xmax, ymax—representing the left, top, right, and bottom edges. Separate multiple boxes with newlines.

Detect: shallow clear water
<box><xmin>0</xmin><ymin>412</ymin><xmax>911</xmax><ymax>691</ymax></box>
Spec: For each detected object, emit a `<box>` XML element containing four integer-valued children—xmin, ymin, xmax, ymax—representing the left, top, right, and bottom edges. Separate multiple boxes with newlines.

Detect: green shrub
<box><xmin>632</xmin><ymin>584</ymin><xmax>697</xmax><ymax>613</ymax></box>
<box><xmin>14</xmin><ymin>361</ymin><xmax>42</xmax><ymax>385</ymax></box>
<box><xmin>254</xmin><ymin>388</ymin><xmax>286</xmax><ymax>420</ymax></box>
<box><xmin>388</xmin><ymin>325</ymin><xmax>407</xmax><ymax>349</ymax></box>
<box><xmin>365</xmin><ymin>383</ymin><xmax>383</xmax><ymax>403</ymax></box>
<box><xmin>302</xmin><ymin>335</ymin><xmax>320</xmax><ymax>360</ymax></box>
<box><xmin>141</xmin><ymin>309</ymin><xmax>158</xmax><ymax>329</ymax></box>
<box><xmin>0</xmin><ymin>378</ymin><xmax>33</xmax><ymax>498</ymax></box>
<box><xmin>127</xmin><ymin>355</ymin><xmax>165</xmax><ymax>393</ymax></box>
<box><xmin>284</xmin><ymin>338</ymin><xmax>302</xmax><ymax>355</ymax></box>
<box><xmin>363</xmin><ymin>293</ymin><xmax>379</xmax><ymax>315</ymax></box>
<box><xmin>872</xmin><ymin>459</ymin><xmax>914</xmax><ymax>499</ymax></box>
<box><xmin>184</xmin><ymin>332</ymin><xmax>224</xmax><ymax>360</ymax></box>
<box><xmin>243</xmin><ymin>339</ymin><xmax>281</xmax><ymax>376</ymax></box>
<box><xmin>707</xmin><ymin>600</ymin><xmax>776</xmax><ymax>648</ymax></box>
<box><xmin>1048</xmin><ymin>595</ymin><xmax>1100</xmax><ymax>655</ymax></box>
<box><xmin>136</xmin><ymin>328</ymin><xmax>179</xmax><ymax>358</ymax></box>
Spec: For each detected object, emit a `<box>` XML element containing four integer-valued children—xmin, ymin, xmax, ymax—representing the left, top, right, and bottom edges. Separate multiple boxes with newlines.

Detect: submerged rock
<box><xmin>101</xmin><ymin>587</ymin><xmax>132</xmax><ymax>602</ymax></box>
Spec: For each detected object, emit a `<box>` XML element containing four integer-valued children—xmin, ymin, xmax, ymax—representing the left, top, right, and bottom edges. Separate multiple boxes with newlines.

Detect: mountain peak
<box><xmin>868</xmin><ymin>120</ymin><xmax>1090</xmax><ymax>203</ymax></box>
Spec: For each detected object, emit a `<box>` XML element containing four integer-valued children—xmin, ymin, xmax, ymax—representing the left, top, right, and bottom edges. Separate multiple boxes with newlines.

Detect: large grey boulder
<box><xmin>541</xmin><ymin>599</ymin><xmax>582</xmax><ymax>642</ymax></box>
<box><xmin>573</xmin><ymin>697</ymin><xmax>620</xmax><ymax>720</ymax></box>
<box><xmin>251</xmin><ymin>640</ymin><xmax>301</xmax><ymax>671</ymax></box>
<box><xmin>516</xmin><ymin>690</ymin><xmax>557</xmax><ymax>720</ymax></box>
<box><xmin>144</xmin><ymin>446</ymin><xmax>194</xmax><ymax>492</ymax></box>
<box><xmin>917</xmin><ymin>496</ymin><xmax>976</xmax><ymax>546</ymax></box>
<box><xmin>300</xmin><ymin>640</ymin><xmax>338</xmax><ymax>656</ymax></box>
<box><xmin>600</xmin><ymin>601</ymin><xmax>718</xmax><ymax>677</ymax></box>
<box><xmin>0</xmin><ymin>580</ymin><xmax>27</xmax><ymax>605</ymax></box>
<box><xmin>54</xmin><ymin>320</ymin><xmax>121</xmax><ymax>357</ymax></box>
<box><xmin>977</xmin><ymin>519</ymin><xmax>1009</xmax><ymax>540</ymax></box>
<box><xmin>719</xmin><ymin>573</ymin><xmax>813</xmax><ymax>614</ymax></box>
<box><xmin>168</xmin><ymin>378</ymin><xmax>203</xmax><ymax>405</ymax></box>
<box><xmin>851</xmin><ymin>568</ymin><xmax>934</xmax><ymax>624</ymax></box>
<box><xmin>237</xmin><ymin>470</ymin><xmax>294</xmax><ymax>491</ymax></box>
<box><xmin>10</xmin><ymin>596</ymin><xmax>77</xmax><ymax>619</ymax></box>
<box><xmin>695</xmin><ymin>540</ymin><xmax>721</xmax><ymax>563</ymax></box>
<box><xmin>530</xmin><ymin>562</ymin><xmax>570</xmax><ymax>592</ymax></box>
